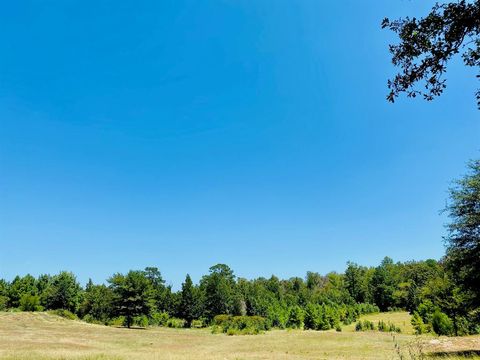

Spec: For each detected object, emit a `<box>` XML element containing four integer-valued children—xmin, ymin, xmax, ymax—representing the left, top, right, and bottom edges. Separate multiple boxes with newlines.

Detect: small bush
<box><xmin>355</xmin><ymin>320</ymin><xmax>375</xmax><ymax>331</ymax></box>
<box><xmin>335</xmin><ymin>324</ymin><xmax>342</xmax><ymax>332</ymax></box>
<box><xmin>83</xmin><ymin>314</ymin><xmax>103</xmax><ymax>324</ymax></box>
<box><xmin>432</xmin><ymin>310</ymin><xmax>454</xmax><ymax>336</ymax></box>
<box><xmin>213</xmin><ymin>315</ymin><xmax>231</xmax><ymax>326</ymax></box>
<box><xmin>411</xmin><ymin>312</ymin><xmax>427</xmax><ymax>335</ymax></box>
<box><xmin>48</xmin><ymin>309</ymin><xmax>78</xmax><ymax>320</ymax></box>
<box><xmin>211</xmin><ymin>315</ymin><xmax>268</xmax><ymax>335</ymax></box>
<box><xmin>108</xmin><ymin>316</ymin><xmax>126</xmax><ymax>327</ymax></box>
<box><xmin>191</xmin><ymin>319</ymin><xmax>205</xmax><ymax>328</ymax></box>
<box><xmin>149</xmin><ymin>312</ymin><xmax>170</xmax><ymax>326</ymax></box>
<box><xmin>19</xmin><ymin>294</ymin><xmax>43</xmax><ymax>312</ymax></box>
<box><xmin>167</xmin><ymin>318</ymin><xmax>186</xmax><ymax>328</ymax></box>
<box><xmin>210</xmin><ymin>325</ymin><xmax>223</xmax><ymax>334</ymax></box>
<box><xmin>133</xmin><ymin>315</ymin><xmax>149</xmax><ymax>328</ymax></box>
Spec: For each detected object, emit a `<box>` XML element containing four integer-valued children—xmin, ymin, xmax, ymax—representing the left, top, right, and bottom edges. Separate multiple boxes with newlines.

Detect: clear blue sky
<box><xmin>0</xmin><ymin>1</ymin><xmax>478</xmax><ymax>288</ymax></box>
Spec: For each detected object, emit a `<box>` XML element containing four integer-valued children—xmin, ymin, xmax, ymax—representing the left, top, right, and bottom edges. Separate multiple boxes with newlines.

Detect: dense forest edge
<box><xmin>1</xmin><ymin>159</ymin><xmax>479</xmax><ymax>337</ymax></box>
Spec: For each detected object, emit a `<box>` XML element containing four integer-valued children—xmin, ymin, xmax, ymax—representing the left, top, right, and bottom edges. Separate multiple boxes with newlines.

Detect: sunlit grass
<box><xmin>0</xmin><ymin>312</ymin><xmax>478</xmax><ymax>360</ymax></box>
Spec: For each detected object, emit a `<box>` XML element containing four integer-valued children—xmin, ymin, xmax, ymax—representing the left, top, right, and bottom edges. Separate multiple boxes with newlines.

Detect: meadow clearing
<box><xmin>0</xmin><ymin>312</ymin><xmax>479</xmax><ymax>360</ymax></box>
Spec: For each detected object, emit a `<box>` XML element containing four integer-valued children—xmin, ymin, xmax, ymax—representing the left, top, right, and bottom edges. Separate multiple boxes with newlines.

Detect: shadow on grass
<box><xmin>427</xmin><ymin>350</ymin><xmax>480</xmax><ymax>358</ymax></box>
<box><xmin>112</xmin><ymin>326</ymin><xmax>147</xmax><ymax>330</ymax></box>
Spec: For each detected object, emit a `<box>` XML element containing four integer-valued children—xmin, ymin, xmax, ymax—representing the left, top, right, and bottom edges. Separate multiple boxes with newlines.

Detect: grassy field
<box><xmin>0</xmin><ymin>312</ymin><xmax>479</xmax><ymax>360</ymax></box>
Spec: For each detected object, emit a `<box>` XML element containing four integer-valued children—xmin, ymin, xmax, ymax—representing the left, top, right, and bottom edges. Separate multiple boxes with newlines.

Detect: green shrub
<box><xmin>432</xmin><ymin>310</ymin><xmax>453</xmax><ymax>336</ymax></box>
<box><xmin>83</xmin><ymin>314</ymin><xmax>101</xmax><ymax>324</ymax></box>
<box><xmin>211</xmin><ymin>315</ymin><xmax>268</xmax><ymax>335</ymax></box>
<box><xmin>48</xmin><ymin>309</ymin><xmax>78</xmax><ymax>320</ymax></box>
<box><xmin>0</xmin><ymin>296</ymin><xmax>8</xmax><ymax>311</ymax></box>
<box><xmin>108</xmin><ymin>316</ymin><xmax>126</xmax><ymax>327</ymax></box>
<box><xmin>377</xmin><ymin>320</ymin><xmax>386</xmax><ymax>332</ymax></box>
<box><xmin>411</xmin><ymin>312</ymin><xmax>427</xmax><ymax>334</ymax></box>
<box><xmin>191</xmin><ymin>319</ymin><xmax>205</xmax><ymax>328</ymax></box>
<box><xmin>304</xmin><ymin>303</ymin><xmax>322</xmax><ymax>330</ymax></box>
<box><xmin>355</xmin><ymin>320</ymin><xmax>375</xmax><ymax>331</ymax></box>
<box><xmin>388</xmin><ymin>322</ymin><xmax>401</xmax><ymax>333</ymax></box>
<box><xmin>213</xmin><ymin>315</ymin><xmax>231</xmax><ymax>326</ymax></box>
<box><xmin>287</xmin><ymin>306</ymin><xmax>304</xmax><ymax>329</ymax></box>
<box><xmin>226</xmin><ymin>327</ymin><xmax>237</xmax><ymax>336</ymax></box>
<box><xmin>266</xmin><ymin>304</ymin><xmax>289</xmax><ymax>329</ymax></box>
<box><xmin>133</xmin><ymin>315</ymin><xmax>149</xmax><ymax>328</ymax></box>
<box><xmin>210</xmin><ymin>325</ymin><xmax>222</xmax><ymax>334</ymax></box>
<box><xmin>167</xmin><ymin>317</ymin><xmax>186</xmax><ymax>328</ymax></box>
<box><xmin>19</xmin><ymin>294</ymin><xmax>43</xmax><ymax>312</ymax></box>
<box><xmin>149</xmin><ymin>312</ymin><xmax>170</xmax><ymax>326</ymax></box>
<box><xmin>335</xmin><ymin>324</ymin><xmax>342</xmax><ymax>332</ymax></box>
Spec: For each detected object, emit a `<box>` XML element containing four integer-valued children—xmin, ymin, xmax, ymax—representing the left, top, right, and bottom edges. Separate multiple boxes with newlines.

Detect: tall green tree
<box><xmin>444</xmin><ymin>159</ymin><xmax>480</xmax><ymax>307</ymax></box>
<box><xmin>345</xmin><ymin>262</ymin><xmax>368</xmax><ymax>303</ymax></box>
<box><xmin>108</xmin><ymin>270</ymin><xmax>153</xmax><ymax>328</ymax></box>
<box><xmin>200</xmin><ymin>264</ymin><xmax>237</xmax><ymax>319</ymax></box>
<box><xmin>42</xmin><ymin>271</ymin><xmax>82</xmax><ymax>313</ymax></box>
<box><xmin>8</xmin><ymin>274</ymin><xmax>37</xmax><ymax>308</ymax></box>
<box><xmin>383</xmin><ymin>0</ymin><xmax>480</xmax><ymax>108</ymax></box>
<box><xmin>179</xmin><ymin>274</ymin><xmax>199</xmax><ymax>327</ymax></box>
<box><xmin>143</xmin><ymin>267</ymin><xmax>173</xmax><ymax>313</ymax></box>
<box><xmin>80</xmin><ymin>281</ymin><xmax>114</xmax><ymax>323</ymax></box>
<box><xmin>371</xmin><ymin>257</ymin><xmax>398</xmax><ymax>311</ymax></box>
<box><xmin>0</xmin><ymin>279</ymin><xmax>9</xmax><ymax>310</ymax></box>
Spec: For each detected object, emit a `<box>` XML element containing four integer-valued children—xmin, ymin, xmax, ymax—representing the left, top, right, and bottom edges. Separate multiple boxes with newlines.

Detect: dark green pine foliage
<box><xmin>179</xmin><ymin>274</ymin><xmax>198</xmax><ymax>327</ymax></box>
<box><xmin>42</xmin><ymin>271</ymin><xmax>82</xmax><ymax>313</ymax></box>
<box><xmin>445</xmin><ymin>159</ymin><xmax>480</xmax><ymax>308</ymax></box>
<box><xmin>108</xmin><ymin>270</ymin><xmax>153</xmax><ymax>328</ymax></box>
<box><xmin>200</xmin><ymin>264</ymin><xmax>237</xmax><ymax>320</ymax></box>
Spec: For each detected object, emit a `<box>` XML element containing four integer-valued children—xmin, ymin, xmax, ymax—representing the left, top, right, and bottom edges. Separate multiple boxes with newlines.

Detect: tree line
<box><xmin>0</xmin><ymin>256</ymin><xmax>476</xmax><ymax>335</ymax></box>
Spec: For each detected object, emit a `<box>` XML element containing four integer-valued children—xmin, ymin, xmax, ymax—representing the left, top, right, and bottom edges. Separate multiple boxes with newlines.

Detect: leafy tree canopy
<box><xmin>383</xmin><ymin>0</ymin><xmax>480</xmax><ymax>107</ymax></box>
<box><xmin>444</xmin><ymin>159</ymin><xmax>480</xmax><ymax>307</ymax></box>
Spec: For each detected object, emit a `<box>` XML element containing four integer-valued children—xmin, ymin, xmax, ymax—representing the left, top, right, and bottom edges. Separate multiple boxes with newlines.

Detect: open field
<box><xmin>0</xmin><ymin>312</ymin><xmax>479</xmax><ymax>360</ymax></box>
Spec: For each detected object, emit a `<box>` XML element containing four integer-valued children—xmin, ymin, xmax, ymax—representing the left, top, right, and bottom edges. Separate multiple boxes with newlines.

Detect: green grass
<box><xmin>0</xmin><ymin>312</ymin><xmax>478</xmax><ymax>359</ymax></box>
<box><xmin>344</xmin><ymin>311</ymin><xmax>415</xmax><ymax>334</ymax></box>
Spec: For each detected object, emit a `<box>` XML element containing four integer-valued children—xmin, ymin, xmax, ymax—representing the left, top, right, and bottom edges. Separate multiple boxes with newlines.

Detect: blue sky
<box><xmin>0</xmin><ymin>0</ymin><xmax>478</xmax><ymax>288</ymax></box>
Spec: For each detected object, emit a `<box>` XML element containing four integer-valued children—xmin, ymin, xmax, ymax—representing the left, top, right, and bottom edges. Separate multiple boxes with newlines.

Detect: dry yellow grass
<box><xmin>0</xmin><ymin>312</ymin><xmax>479</xmax><ymax>360</ymax></box>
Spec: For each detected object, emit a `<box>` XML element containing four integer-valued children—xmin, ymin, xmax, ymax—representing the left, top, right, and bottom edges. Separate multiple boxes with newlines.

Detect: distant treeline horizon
<box><xmin>1</xmin><ymin>255</ymin><xmax>476</xmax><ymax>336</ymax></box>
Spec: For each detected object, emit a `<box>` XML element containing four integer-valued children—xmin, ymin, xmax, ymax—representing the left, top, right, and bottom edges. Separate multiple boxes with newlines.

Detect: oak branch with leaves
<box><xmin>383</xmin><ymin>0</ymin><xmax>480</xmax><ymax>108</ymax></box>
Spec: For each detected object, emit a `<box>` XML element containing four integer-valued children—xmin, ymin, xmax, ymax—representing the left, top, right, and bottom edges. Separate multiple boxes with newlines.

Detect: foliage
<box><xmin>48</xmin><ymin>309</ymin><xmax>78</xmax><ymax>320</ymax></box>
<box><xmin>0</xmin><ymin>244</ymin><xmax>476</xmax><ymax>336</ymax></box>
<box><xmin>179</xmin><ymin>274</ymin><xmax>201</xmax><ymax>327</ymax></box>
<box><xmin>19</xmin><ymin>294</ymin><xmax>43</xmax><ymax>312</ymax></box>
<box><xmin>287</xmin><ymin>306</ymin><xmax>304</xmax><ymax>329</ymax></box>
<box><xmin>0</xmin><ymin>296</ymin><xmax>8</xmax><ymax>311</ymax></box>
<box><xmin>212</xmin><ymin>314</ymin><xmax>268</xmax><ymax>335</ymax></box>
<box><xmin>377</xmin><ymin>320</ymin><xmax>401</xmax><ymax>333</ymax></box>
<box><xmin>108</xmin><ymin>270</ymin><xmax>153</xmax><ymax>328</ymax></box>
<box><xmin>191</xmin><ymin>318</ymin><xmax>205</xmax><ymax>328</ymax></box>
<box><xmin>200</xmin><ymin>264</ymin><xmax>237</xmax><ymax>320</ymax></box>
<box><xmin>432</xmin><ymin>310</ymin><xmax>454</xmax><ymax>336</ymax></box>
<box><xmin>149</xmin><ymin>311</ymin><xmax>170</xmax><ymax>326</ymax></box>
<box><xmin>8</xmin><ymin>274</ymin><xmax>37</xmax><ymax>308</ymax></box>
<box><xmin>166</xmin><ymin>317</ymin><xmax>186</xmax><ymax>328</ymax></box>
<box><xmin>382</xmin><ymin>0</ymin><xmax>480</xmax><ymax>108</ymax></box>
<box><xmin>444</xmin><ymin>160</ymin><xmax>480</xmax><ymax>308</ymax></box>
<box><xmin>355</xmin><ymin>320</ymin><xmax>375</xmax><ymax>331</ymax></box>
<box><xmin>371</xmin><ymin>257</ymin><xmax>397</xmax><ymax>312</ymax></box>
<box><xmin>42</xmin><ymin>272</ymin><xmax>82</xmax><ymax>313</ymax></box>
<box><xmin>411</xmin><ymin>312</ymin><xmax>427</xmax><ymax>335</ymax></box>
<box><xmin>80</xmin><ymin>282</ymin><xmax>113</xmax><ymax>324</ymax></box>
